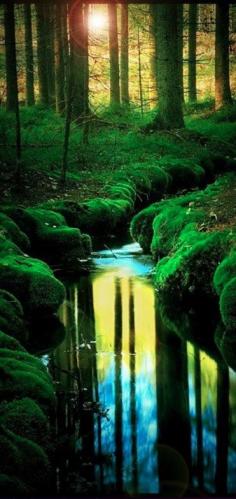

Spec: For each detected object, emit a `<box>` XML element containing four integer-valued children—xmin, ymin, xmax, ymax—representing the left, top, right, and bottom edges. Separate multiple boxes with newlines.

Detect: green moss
<box><xmin>219</xmin><ymin>277</ymin><xmax>236</xmax><ymax>329</ymax></box>
<box><xmin>0</xmin><ymin>289</ymin><xmax>26</xmax><ymax>342</ymax></box>
<box><xmin>107</xmin><ymin>181</ymin><xmax>136</xmax><ymax>205</ymax></box>
<box><xmin>0</xmin><ymin>253</ymin><xmax>65</xmax><ymax>314</ymax></box>
<box><xmin>0</xmin><ymin>398</ymin><xmax>49</xmax><ymax>448</ymax></box>
<box><xmin>0</xmin><ymin>473</ymin><xmax>30</xmax><ymax>495</ymax></box>
<box><xmin>0</xmin><ymin>427</ymin><xmax>50</xmax><ymax>493</ymax></box>
<box><xmin>75</xmin><ymin>198</ymin><xmax>131</xmax><ymax>236</ymax></box>
<box><xmin>0</xmin><ymin>348</ymin><xmax>52</xmax><ymax>383</ymax></box>
<box><xmin>151</xmin><ymin>206</ymin><xmax>206</xmax><ymax>259</ymax></box>
<box><xmin>0</xmin><ymin>213</ymin><xmax>30</xmax><ymax>252</ymax></box>
<box><xmin>159</xmin><ymin>157</ymin><xmax>205</xmax><ymax>192</ymax></box>
<box><xmin>213</xmin><ymin>251</ymin><xmax>236</xmax><ymax>296</ymax></box>
<box><xmin>115</xmin><ymin>164</ymin><xmax>170</xmax><ymax>203</ymax></box>
<box><xmin>0</xmin><ymin>331</ymin><xmax>26</xmax><ymax>351</ymax></box>
<box><xmin>0</xmin><ymin>234</ymin><xmax>23</xmax><ymax>258</ymax></box>
<box><xmin>155</xmin><ymin>230</ymin><xmax>229</xmax><ymax>304</ymax></box>
<box><xmin>215</xmin><ymin>323</ymin><xmax>236</xmax><ymax>371</ymax></box>
<box><xmin>0</xmin><ymin>356</ymin><xmax>55</xmax><ymax>410</ymax></box>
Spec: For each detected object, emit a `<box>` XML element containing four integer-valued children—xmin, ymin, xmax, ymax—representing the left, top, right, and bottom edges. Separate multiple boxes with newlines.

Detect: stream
<box><xmin>43</xmin><ymin>243</ymin><xmax>236</xmax><ymax>496</ymax></box>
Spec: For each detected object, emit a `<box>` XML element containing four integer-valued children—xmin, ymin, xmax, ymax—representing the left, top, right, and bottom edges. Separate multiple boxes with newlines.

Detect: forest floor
<box><xmin>0</xmin><ymin>101</ymin><xmax>236</xmax><ymax>210</ymax></box>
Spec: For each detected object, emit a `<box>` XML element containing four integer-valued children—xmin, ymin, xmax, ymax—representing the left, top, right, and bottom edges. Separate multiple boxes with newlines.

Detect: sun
<box><xmin>88</xmin><ymin>12</ymin><xmax>107</xmax><ymax>31</ymax></box>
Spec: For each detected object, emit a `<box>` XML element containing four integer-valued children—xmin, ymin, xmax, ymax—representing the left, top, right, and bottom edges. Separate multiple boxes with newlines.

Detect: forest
<box><xmin>0</xmin><ymin>1</ymin><xmax>236</xmax><ymax>497</ymax></box>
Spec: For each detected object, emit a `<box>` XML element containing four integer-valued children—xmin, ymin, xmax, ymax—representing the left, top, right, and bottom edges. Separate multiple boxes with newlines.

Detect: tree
<box><xmin>55</xmin><ymin>3</ymin><xmax>65</xmax><ymax>114</ymax></box>
<box><xmin>215</xmin><ymin>2</ymin><xmax>232</xmax><ymax>109</ymax></box>
<box><xmin>108</xmin><ymin>4</ymin><xmax>120</xmax><ymax>107</ymax></box>
<box><xmin>4</xmin><ymin>3</ymin><xmax>21</xmax><ymax>179</ymax></box>
<box><xmin>177</xmin><ymin>4</ymin><xmax>184</xmax><ymax>103</ymax></box>
<box><xmin>24</xmin><ymin>4</ymin><xmax>35</xmax><ymax>106</ymax></box>
<box><xmin>154</xmin><ymin>4</ymin><xmax>184</xmax><ymax>129</ymax></box>
<box><xmin>69</xmin><ymin>1</ymin><xmax>89</xmax><ymax>121</ymax></box>
<box><xmin>35</xmin><ymin>4</ymin><xmax>49</xmax><ymax>106</ymax></box>
<box><xmin>45</xmin><ymin>4</ymin><xmax>56</xmax><ymax>108</ymax></box>
<box><xmin>149</xmin><ymin>4</ymin><xmax>158</xmax><ymax>107</ymax></box>
<box><xmin>188</xmin><ymin>4</ymin><xmax>198</xmax><ymax>102</ymax></box>
<box><xmin>120</xmin><ymin>4</ymin><xmax>129</xmax><ymax>106</ymax></box>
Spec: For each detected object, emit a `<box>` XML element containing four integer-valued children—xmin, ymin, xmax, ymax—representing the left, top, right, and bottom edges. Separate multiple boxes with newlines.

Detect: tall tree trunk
<box><xmin>137</xmin><ymin>27</ymin><xmax>144</xmax><ymax>115</ymax></box>
<box><xmin>188</xmin><ymin>4</ymin><xmax>198</xmax><ymax>102</ymax></box>
<box><xmin>55</xmin><ymin>3</ymin><xmax>65</xmax><ymax>114</ymax></box>
<box><xmin>149</xmin><ymin>4</ymin><xmax>158</xmax><ymax>108</ymax></box>
<box><xmin>108</xmin><ymin>4</ymin><xmax>120</xmax><ymax>108</ymax></box>
<box><xmin>154</xmin><ymin>4</ymin><xmax>184</xmax><ymax>129</ymax></box>
<box><xmin>4</xmin><ymin>3</ymin><xmax>21</xmax><ymax>180</ymax></box>
<box><xmin>232</xmin><ymin>5</ymin><xmax>236</xmax><ymax>32</ymax></box>
<box><xmin>45</xmin><ymin>4</ymin><xmax>56</xmax><ymax>108</ymax></box>
<box><xmin>215</xmin><ymin>3</ymin><xmax>232</xmax><ymax>109</ymax></box>
<box><xmin>24</xmin><ymin>5</ymin><xmax>35</xmax><ymax>106</ymax></box>
<box><xmin>35</xmin><ymin>3</ymin><xmax>49</xmax><ymax>106</ymax></box>
<box><xmin>69</xmin><ymin>2</ymin><xmax>89</xmax><ymax>121</ymax></box>
<box><xmin>120</xmin><ymin>4</ymin><xmax>129</xmax><ymax>106</ymax></box>
<box><xmin>177</xmin><ymin>4</ymin><xmax>184</xmax><ymax>103</ymax></box>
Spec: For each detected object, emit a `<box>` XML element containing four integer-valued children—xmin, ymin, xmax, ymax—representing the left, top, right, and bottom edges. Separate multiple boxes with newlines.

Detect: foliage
<box><xmin>213</xmin><ymin>251</ymin><xmax>236</xmax><ymax>296</ymax></box>
<box><xmin>220</xmin><ymin>277</ymin><xmax>236</xmax><ymax>329</ymax></box>
<box><xmin>0</xmin><ymin>331</ymin><xmax>26</xmax><ymax>352</ymax></box>
<box><xmin>0</xmin><ymin>213</ymin><xmax>30</xmax><ymax>252</ymax></box>
<box><xmin>0</xmin><ymin>289</ymin><xmax>26</xmax><ymax>342</ymax></box>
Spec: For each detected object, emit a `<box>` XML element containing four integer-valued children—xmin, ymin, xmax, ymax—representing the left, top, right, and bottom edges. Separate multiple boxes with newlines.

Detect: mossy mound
<box><xmin>155</xmin><ymin>230</ymin><xmax>229</xmax><ymax>305</ymax></box>
<box><xmin>0</xmin><ymin>253</ymin><xmax>65</xmax><ymax>315</ymax></box>
<box><xmin>213</xmin><ymin>251</ymin><xmax>236</xmax><ymax>296</ymax></box>
<box><xmin>159</xmin><ymin>157</ymin><xmax>205</xmax><ymax>192</ymax></box>
<box><xmin>0</xmin><ymin>348</ymin><xmax>52</xmax><ymax>383</ymax></box>
<box><xmin>4</xmin><ymin>207</ymin><xmax>92</xmax><ymax>267</ymax></box>
<box><xmin>27</xmin><ymin>314</ymin><xmax>66</xmax><ymax>354</ymax></box>
<box><xmin>0</xmin><ymin>354</ymin><xmax>55</xmax><ymax>411</ymax></box>
<box><xmin>219</xmin><ymin>277</ymin><xmax>236</xmax><ymax>329</ymax></box>
<box><xmin>0</xmin><ymin>331</ymin><xmax>26</xmax><ymax>352</ymax></box>
<box><xmin>215</xmin><ymin>323</ymin><xmax>236</xmax><ymax>372</ymax></box>
<box><xmin>0</xmin><ymin>289</ymin><xmax>26</xmax><ymax>342</ymax></box>
<box><xmin>0</xmin><ymin>234</ymin><xmax>23</xmax><ymax>258</ymax></box>
<box><xmin>107</xmin><ymin>181</ymin><xmax>136</xmax><ymax>206</ymax></box>
<box><xmin>0</xmin><ymin>398</ymin><xmax>49</xmax><ymax>448</ymax></box>
<box><xmin>0</xmin><ymin>212</ymin><xmax>30</xmax><ymax>252</ymax></box>
<box><xmin>115</xmin><ymin>164</ymin><xmax>170</xmax><ymax>204</ymax></box>
<box><xmin>151</xmin><ymin>206</ymin><xmax>206</xmax><ymax>259</ymax></box>
<box><xmin>0</xmin><ymin>427</ymin><xmax>51</xmax><ymax>494</ymax></box>
<box><xmin>0</xmin><ymin>473</ymin><xmax>30</xmax><ymax>495</ymax></box>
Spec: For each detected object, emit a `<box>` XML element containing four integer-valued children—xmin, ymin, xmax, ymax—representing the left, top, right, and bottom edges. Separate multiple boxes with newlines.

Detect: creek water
<box><xmin>44</xmin><ymin>243</ymin><xmax>236</xmax><ymax>496</ymax></box>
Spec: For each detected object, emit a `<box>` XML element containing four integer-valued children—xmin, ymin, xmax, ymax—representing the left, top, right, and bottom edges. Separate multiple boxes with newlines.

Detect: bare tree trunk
<box><xmin>4</xmin><ymin>3</ymin><xmax>21</xmax><ymax>181</ymax></box>
<box><xmin>55</xmin><ymin>3</ymin><xmax>65</xmax><ymax>114</ymax></box>
<box><xmin>35</xmin><ymin>3</ymin><xmax>49</xmax><ymax>106</ymax></box>
<box><xmin>149</xmin><ymin>4</ymin><xmax>158</xmax><ymax>108</ymax></box>
<box><xmin>108</xmin><ymin>4</ymin><xmax>120</xmax><ymax>108</ymax></box>
<box><xmin>177</xmin><ymin>4</ymin><xmax>184</xmax><ymax>103</ymax></box>
<box><xmin>137</xmin><ymin>27</ymin><xmax>144</xmax><ymax>116</ymax></box>
<box><xmin>188</xmin><ymin>4</ymin><xmax>198</xmax><ymax>102</ymax></box>
<box><xmin>70</xmin><ymin>2</ymin><xmax>89</xmax><ymax>121</ymax></box>
<box><xmin>215</xmin><ymin>2</ymin><xmax>232</xmax><ymax>109</ymax></box>
<box><xmin>154</xmin><ymin>4</ymin><xmax>184</xmax><ymax>129</ymax></box>
<box><xmin>24</xmin><ymin>5</ymin><xmax>35</xmax><ymax>106</ymax></box>
<box><xmin>45</xmin><ymin>3</ymin><xmax>56</xmax><ymax>108</ymax></box>
<box><xmin>120</xmin><ymin>4</ymin><xmax>129</xmax><ymax>106</ymax></box>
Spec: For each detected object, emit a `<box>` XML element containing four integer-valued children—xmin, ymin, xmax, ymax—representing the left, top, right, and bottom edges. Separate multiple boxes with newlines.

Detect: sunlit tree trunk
<box><xmin>149</xmin><ymin>4</ymin><xmax>158</xmax><ymax>107</ymax></box>
<box><xmin>35</xmin><ymin>4</ymin><xmax>49</xmax><ymax>106</ymax></box>
<box><xmin>154</xmin><ymin>4</ymin><xmax>184</xmax><ymax>129</ymax></box>
<box><xmin>137</xmin><ymin>27</ymin><xmax>144</xmax><ymax>115</ymax></box>
<box><xmin>232</xmin><ymin>5</ymin><xmax>236</xmax><ymax>32</ymax></box>
<box><xmin>69</xmin><ymin>2</ymin><xmax>89</xmax><ymax>121</ymax></box>
<box><xmin>177</xmin><ymin>4</ymin><xmax>184</xmax><ymax>103</ymax></box>
<box><xmin>188</xmin><ymin>4</ymin><xmax>198</xmax><ymax>102</ymax></box>
<box><xmin>120</xmin><ymin>4</ymin><xmax>129</xmax><ymax>106</ymax></box>
<box><xmin>24</xmin><ymin>5</ymin><xmax>35</xmax><ymax>106</ymax></box>
<box><xmin>45</xmin><ymin>4</ymin><xmax>56</xmax><ymax>108</ymax></box>
<box><xmin>108</xmin><ymin>4</ymin><xmax>120</xmax><ymax>108</ymax></box>
<box><xmin>215</xmin><ymin>3</ymin><xmax>232</xmax><ymax>109</ymax></box>
<box><xmin>55</xmin><ymin>3</ymin><xmax>65</xmax><ymax>113</ymax></box>
<box><xmin>4</xmin><ymin>3</ymin><xmax>21</xmax><ymax>180</ymax></box>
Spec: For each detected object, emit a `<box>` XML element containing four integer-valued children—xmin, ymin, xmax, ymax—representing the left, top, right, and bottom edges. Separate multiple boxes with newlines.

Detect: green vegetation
<box><xmin>0</xmin><ymin>289</ymin><xmax>26</xmax><ymax>342</ymax></box>
<box><xmin>0</xmin><ymin>213</ymin><xmax>30</xmax><ymax>251</ymax></box>
<box><xmin>219</xmin><ymin>278</ymin><xmax>236</xmax><ymax>329</ymax></box>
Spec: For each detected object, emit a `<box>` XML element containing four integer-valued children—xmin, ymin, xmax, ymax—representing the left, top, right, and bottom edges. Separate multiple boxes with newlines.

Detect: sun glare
<box><xmin>89</xmin><ymin>12</ymin><xmax>107</xmax><ymax>31</ymax></box>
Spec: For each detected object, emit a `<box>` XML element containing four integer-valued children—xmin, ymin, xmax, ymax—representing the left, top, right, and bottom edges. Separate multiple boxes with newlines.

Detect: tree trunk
<box><xmin>188</xmin><ymin>4</ymin><xmax>198</xmax><ymax>102</ymax></box>
<box><xmin>4</xmin><ymin>3</ymin><xmax>21</xmax><ymax>180</ymax></box>
<box><xmin>177</xmin><ymin>4</ymin><xmax>184</xmax><ymax>103</ymax></box>
<box><xmin>55</xmin><ymin>3</ymin><xmax>65</xmax><ymax>114</ymax></box>
<box><xmin>35</xmin><ymin>3</ymin><xmax>49</xmax><ymax>106</ymax></box>
<box><xmin>120</xmin><ymin>4</ymin><xmax>129</xmax><ymax>106</ymax></box>
<box><xmin>149</xmin><ymin>4</ymin><xmax>158</xmax><ymax>108</ymax></box>
<box><xmin>108</xmin><ymin>4</ymin><xmax>120</xmax><ymax>108</ymax></box>
<box><xmin>154</xmin><ymin>4</ymin><xmax>184</xmax><ymax>129</ymax></box>
<box><xmin>45</xmin><ymin>4</ymin><xmax>56</xmax><ymax>108</ymax></box>
<box><xmin>24</xmin><ymin>5</ymin><xmax>35</xmax><ymax>106</ymax></box>
<box><xmin>137</xmin><ymin>27</ymin><xmax>144</xmax><ymax>115</ymax></box>
<box><xmin>215</xmin><ymin>3</ymin><xmax>232</xmax><ymax>109</ymax></box>
<box><xmin>69</xmin><ymin>2</ymin><xmax>89</xmax><ymax>121</ymax></box>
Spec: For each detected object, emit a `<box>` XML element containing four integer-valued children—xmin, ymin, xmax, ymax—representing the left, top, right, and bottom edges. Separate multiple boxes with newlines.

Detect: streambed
<box><xmin>44</xmin><ymin>243</ymin><xmax>236</xmax><ymax>496</ymax></box>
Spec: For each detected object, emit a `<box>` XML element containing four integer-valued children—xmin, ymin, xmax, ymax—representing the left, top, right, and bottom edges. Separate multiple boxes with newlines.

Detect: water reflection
<box><xmin>49</xmin><ymin>248</ymin><xmax>236</xmax><ymax>496</ymax></box>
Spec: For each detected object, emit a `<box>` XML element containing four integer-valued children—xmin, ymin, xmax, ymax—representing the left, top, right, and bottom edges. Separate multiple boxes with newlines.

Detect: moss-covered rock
<box><xmin>213</xmin><ymin>251</ymin><xmax>236</xmax><ymax>296</ymax></box>
<box><xmin>0</xmin><ymin>213</ymin><xmax>30</xmax><ymax>252</ymax></box>
<box><xmin>0</xmin><ymin>253</ymin><xmax>65</xmax><ymax>315</ymax></box>
<box><xmin>0</xmin><ymin>234</ymin><xmax>23</xmax><ymax>258</ymax></box>
<box><xmin>0</xmin><ymin>289</ymin><xmax>26</xmax><ymax>342</ymax></box>
<box><xmin>155</xmin><ymin>230</ymin><xmax>229</xmax><ymax>305</ymax></box>
<box><xmin>0</xmin><ymin>398</ymin><xmax>49</xmax><ymax>448</ymax></box>
<box><xmin>115</xmin><ymin>164</ymin><xmax>170</xmax><ymax>204</ymax></box>
<box><xmin>159</xmin><ymin>157</ymin><xmax>205</xmax><ymax>192</ymax></box>
<box><xmin>0</xmin><ymin>348</ymin><xmax>52</xmax><ymax>383</ymax></box>
<box><xmin>219</xmin><ymin>277</ymin><xmax>236</xmax><ymax>329</ymax></box>
<box><xmin>27</xmin><ymin>314</ymin><xmax>66</xmax><ymax>354</ymax></box>
<box><xmin>215</xmin><ymin>323</ymin><xmax>236</xmax><ymax>371</ymax></box>
<box><xmin>151</xmin><ymin>206</ymin><xmax>206</xmax><ymax>259</ymax></box>
<box><xmin>0</xmin><ymin>427</ymin><xmax>51</xmax><ymax>493</ymax></box>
